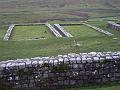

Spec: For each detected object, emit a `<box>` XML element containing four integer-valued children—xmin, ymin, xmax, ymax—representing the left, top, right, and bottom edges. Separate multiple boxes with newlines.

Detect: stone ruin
<box><xmin>83</xmin><ymin>23</ymin><xmax>113</xmax><ymax>36</ymax></box>
<box><xmin>3</xmin><ymin>23</ymin><xmax>63</xmax><ymax>41</ymax></box>
<box><xmin>3</xmin><ymin>22</ymin><xmax>114</xmax><ymax>41</ymax></box>
<box><xmin>59</xmin><ymin>23</ymin><xmax>113</xmax><ymax>36</ymax></box>
<box><xmin>54</xmin><ymin>24</ymin><xmax>73</xmax><ymax>37</ymax></box>
<box><xmin>45</xmin><ymin>23</ymin><xmax>62</xmax><ymax>37</ymax></box>
<box><xmin>0</xmin><ymin>51</ymin><xmax>120</xmax><ymax>90</ymax></box>
<box><xmin>3</xmin><ymin>24</ymin><xmax>15</xmax><ymax>41</ymax></box>
<box><xmin>108</xmin><ymin>21</ymin><xmax>120</xmax><ymax>31</ymax></box>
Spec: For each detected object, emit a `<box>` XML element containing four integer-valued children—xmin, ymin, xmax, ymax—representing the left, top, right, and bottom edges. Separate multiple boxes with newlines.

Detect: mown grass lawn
<box><xmin>11</xmin><ymin>25</ymin><xmax>55</xmax><ymax>41</ymax></box>
<box><xmin>63</xmin><ymin>25</ymin><xmax>105</xmax><ymax>37</ymax></box>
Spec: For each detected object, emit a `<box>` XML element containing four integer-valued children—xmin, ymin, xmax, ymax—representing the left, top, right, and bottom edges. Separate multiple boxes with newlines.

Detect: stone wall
<box><xmin>3</xmin><ymin>24</ymin><xmax>15</xmax><ymax>41</ymax></box>
<box><xmin>3</xmin><ymin>23</ymin><xmax>63</xmax><ymax>41</ymax></box>
<box><xmin>45</xmin><ymin>23</ymin><xmax>62</xmax><ymax>37</ymax></box>
<box><xmin>54</xmin><ymin>24</ymin><xmax>73</xmax><ymax>37</ymax></box>
<box><xmin>83</xmin><ymin>23</ymin><xmax>113</xmax><ymax>36</ymax></box>
<box><xmin>108</xmin><ymin>21</ymin><xmax>120</xmax><ymax>31</ymax></box>
<box><xmin>0</xmin><ymin>52</ymin><xmax>120</xmax><ymax>90</ymax></box>
<box><xmin>3</xmin><ymin>22</ymin><xmax>114</xmax><ymax>41</ymax></box>
<box><xmin>60</xmin><ymin>23</ymin><xmax>113</xmax><ymax>36</ymax></box>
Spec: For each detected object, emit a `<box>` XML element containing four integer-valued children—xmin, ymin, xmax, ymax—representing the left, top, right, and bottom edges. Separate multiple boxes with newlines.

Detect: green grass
<box><xmin>63</xmin><ymin>25</ymin><xmax>105</xmax><ymax>37</ymax></box>
<box><xmin>11</xmin><ymin>25</ymin><xmax>55</xmax><ymax>40</ymax></box>
<box><xmin>63</xmin><ymin>84</ymin><xmax>120</xmax><ymax>90</ymax></box>
<box><xmin>0</xmin><ymin>17</ymin><xmax>120</xmax><ymax>61</ymax></box>
<box><xmin>0</xmin><ymin>31</ymin><xmax>120</xmax><ymax>60</ymax></box>
<box><xmin>0</xmin><ymin>1</ymin><xmax>120</xmax><ymax>90</ymax></box>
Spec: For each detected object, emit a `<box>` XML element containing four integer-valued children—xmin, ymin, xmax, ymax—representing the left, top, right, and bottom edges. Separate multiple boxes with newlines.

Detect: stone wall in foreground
<box><xmin>0</xmin><ymin>52</ymin><xmax>120</xmax><ymax>90</ymax></box>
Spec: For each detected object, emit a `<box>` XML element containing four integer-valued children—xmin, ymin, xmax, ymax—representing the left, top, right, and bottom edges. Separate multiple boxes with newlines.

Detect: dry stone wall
<box><xmin>0</xmin><ymin>52</ymin><xmax>120</xmax><ymax>90</ymax></box>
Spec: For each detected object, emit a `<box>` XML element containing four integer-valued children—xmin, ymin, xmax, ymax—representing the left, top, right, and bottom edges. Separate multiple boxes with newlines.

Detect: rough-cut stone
<box><xmin>108</xmin><ymin>21</ymin><xmax>120</xmax><ymax>31</ymax></box>
<box><xmin>3</xmin><ymin>24</ymin><xmax>15</xmax><ymax>41</ymax></box>
<box><xmin>45</xmin><ymin>23</ymin><xmax>62</xmax><ymax>37</ymax></box>
<box><xmin>0</xmin><ymin>51</ymin><xmax>120</xmax><ymax>90</ymax></box>
<box><xmin>54</xmin><ymin>24</ymin><xmax>73</xmax><ymax>37</ymax></box>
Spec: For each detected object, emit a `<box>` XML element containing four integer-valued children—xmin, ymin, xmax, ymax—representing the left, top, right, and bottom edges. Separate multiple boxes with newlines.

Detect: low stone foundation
<box><xmin>108</xmin><ymin>21</ymin><xmax>120</xmax><ymax>31</ymax></box>
<box><xmin>54</xmin><ymin>24</ymin><xmax>73</xmax><ymax>37</ymax></box>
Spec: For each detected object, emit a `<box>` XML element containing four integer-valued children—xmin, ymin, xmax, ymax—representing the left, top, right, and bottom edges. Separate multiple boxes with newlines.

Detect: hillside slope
<box><xmin>0</xmin><ymin>0</ymin><xmax>120</xmax><ymax>10</ymax></box>
<box><xmin>0</xmin><ymin>0</ymin><xmax>119</xmax><ymax>25</ymax></box>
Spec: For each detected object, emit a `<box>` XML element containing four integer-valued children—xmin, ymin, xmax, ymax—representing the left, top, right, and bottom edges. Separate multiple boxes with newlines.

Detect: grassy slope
<box><xmin>11</xmin><ymin>26</ymin><xmax>54</xmax><ymax>40</ymax></box>
<box><xmin>0</xmin><ymin>0</ymin><xmax>120</xmax><ymax>25</ymax></box>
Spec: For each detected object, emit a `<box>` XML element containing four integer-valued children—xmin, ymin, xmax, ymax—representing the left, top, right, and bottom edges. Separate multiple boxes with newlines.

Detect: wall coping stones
<box><xmin>0</xmin><ymin>51</ymin><xmax>120</xmax><ymax>68</ymax></box>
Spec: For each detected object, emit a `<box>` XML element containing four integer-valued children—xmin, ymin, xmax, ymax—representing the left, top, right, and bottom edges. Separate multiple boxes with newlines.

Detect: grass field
<box><xmin>0</xmin><ymin>0</ymin><xmax>120</xmax><ymax>89</ymax></box>
<box><xmin>11</xmin><ymin>25</ymin><xmax>54</xmax><ymax>41</ymax></box>
<box><xmin>0</xmin><ymin>18</ymin><xmax>120</xmax><ymax>60</ymax></box>
<box><xmin>63</xmin><ymin>25</ymin><xmax>105</xmax><ymax>37</ymax></box>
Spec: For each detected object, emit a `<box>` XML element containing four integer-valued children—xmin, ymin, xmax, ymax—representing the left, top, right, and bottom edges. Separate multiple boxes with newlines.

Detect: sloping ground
<box><xmin>0</xmin><ymin>0</ymin><xmax>120</xmax><ymax>26</ymax></box>
<box><xmin>0</xmin><ymin>0</ymin><xmax>120</xmax><ymax>9</ymax></box>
